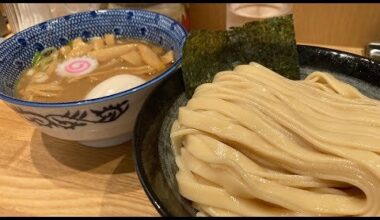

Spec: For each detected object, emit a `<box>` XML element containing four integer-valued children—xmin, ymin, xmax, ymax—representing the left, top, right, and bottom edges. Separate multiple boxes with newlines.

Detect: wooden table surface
<box><xmin>0</xmin><ymin>45</ymin><xmax>364</xmax><ymax>216</ymax></box>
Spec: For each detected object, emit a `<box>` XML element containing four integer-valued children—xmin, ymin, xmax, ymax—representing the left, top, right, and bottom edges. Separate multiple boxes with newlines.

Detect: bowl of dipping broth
<box><xmin>0</xmin><ymin>9</ymin><xmax>187</xmax><ymax>147</ymax></box>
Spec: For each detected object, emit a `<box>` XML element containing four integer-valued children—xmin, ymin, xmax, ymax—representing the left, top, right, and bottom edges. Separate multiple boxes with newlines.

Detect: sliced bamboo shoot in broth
<box><xmin>15</xmin><ymin>34</ymin><xmax>175</xmax><ymax>102</ymax></box>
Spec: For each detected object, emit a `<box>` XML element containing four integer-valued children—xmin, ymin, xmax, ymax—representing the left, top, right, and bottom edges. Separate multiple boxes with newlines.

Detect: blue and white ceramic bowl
<box><xmin>0</xmin><ymin>9</ymin><xmax>187</xmax><ymax>147</ymax></box>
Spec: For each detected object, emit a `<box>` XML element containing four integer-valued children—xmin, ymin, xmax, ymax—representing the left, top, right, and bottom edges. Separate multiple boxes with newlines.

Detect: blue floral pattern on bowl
<box><xmin>13</xmin><ymin>99</ymin><xmax>130</xmax><ymax>129</ymax></box>
<box><xmin>0</xmin><ymin>9</ymin><xmax>187</xmax><ymax>106</ymax></box>
<box><xmin>0</xmin><ymin>9</ymin><xmax>187</xmax><ymax>147</ymax></box>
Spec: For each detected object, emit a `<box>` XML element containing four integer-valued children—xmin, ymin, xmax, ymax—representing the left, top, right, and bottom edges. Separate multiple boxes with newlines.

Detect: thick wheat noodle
<box><xmin>90</xmin><ymin>37</ymin><xmax>104</xmax><ymax>50</ymax></box>
<box><xmin>96</xmin><ymin>59</ymin><xmax>123</xmax><ymax>72</ymax></box>
<box><xmin>65</xmin><ymin>59</ymin><xmax>122</xmax><ymax>83</ymax></box>
<box><xmin>67</xmin><ymin>65</ymin><xmax>154</xmax><ymax>83</ymax></box>
<box><xmin>23</xmin><ymin>83</ymin><xmax>63</xmax><ymax>98</ymax></box>
<box><xmin>196</xmin><ymin>82</ymin><xmax>380</xmax><ymax>152</ymax></box>
<box><xmin>87</xmin><ymin>43</ymin><xmax>137</xmax><ymax>62</ymax></box>
<box><xmin>45</xmin><ymin>60</ymin><xmax>59</xmax><ymax>76</ymax></box>
<box><xmin>25</xmin><ymin>84</ymin><xmax>63</xmax><ymax>92</ymax></box>
<box><xmin>170</xmin><ymin>62</ymin><xmax>380</xmax><ymax>216</ymax></box>
<box><xmin>16</xmin><ymin>35</ymin><xmax>175</xmax><ymax>102</ymax></box>
<box><xmin>30</xmin><ymin>90</ymin><xmax>59</xmax><ymax>97</ymax></box>
<box><xmin>137</xmin><ymin>44</ymin><xmax>165</xmax><ymax>71</ymax></box>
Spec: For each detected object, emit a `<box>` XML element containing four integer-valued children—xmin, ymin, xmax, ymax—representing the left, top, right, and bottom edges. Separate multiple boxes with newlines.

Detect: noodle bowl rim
<box><xmin>0</xmin><ymin>9</ymin><xmax>187</xmax><ymax>108</ymax></box>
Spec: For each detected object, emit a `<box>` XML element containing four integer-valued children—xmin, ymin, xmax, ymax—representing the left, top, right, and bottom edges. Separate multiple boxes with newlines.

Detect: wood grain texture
<box><xmin>0</xmin><ymin>46</ymin><xmax>363</xmax><ymax>216</ymax></box>
<box><xmin>0</xmin><ymin>101</ymin><xmax>158</xmax><ymax>216</ymax></box>
<box><xmin>188</xmin><ymin>3</ymin><xmax>380</xmax><ymax>48</ymax></box>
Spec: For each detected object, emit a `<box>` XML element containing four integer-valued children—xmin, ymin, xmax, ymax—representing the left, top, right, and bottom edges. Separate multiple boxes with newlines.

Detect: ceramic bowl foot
<box><xmin>79</xmin><ymin>132</ymin><xmax>132</xmax><ymax>148</ymax></box>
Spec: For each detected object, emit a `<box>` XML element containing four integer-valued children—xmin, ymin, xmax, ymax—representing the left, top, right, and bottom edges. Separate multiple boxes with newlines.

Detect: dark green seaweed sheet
<box><xmin>182</xmin><ymin>14</ymin><xmax>300</xmax><ymax>98</ymax></box>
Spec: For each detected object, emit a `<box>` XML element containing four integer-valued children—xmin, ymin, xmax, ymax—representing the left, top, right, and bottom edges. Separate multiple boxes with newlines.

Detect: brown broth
<box><xmin>15</xmin><ymin>36</ymin><xmax>174</xmax><ymax>103</ymax></box>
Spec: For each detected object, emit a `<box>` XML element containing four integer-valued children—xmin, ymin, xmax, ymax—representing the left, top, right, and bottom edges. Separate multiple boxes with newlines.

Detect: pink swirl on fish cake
<box><xmin>56</xmin><ymin>56</ymin><xmax>98</xmax><ymax>77</ymax></box>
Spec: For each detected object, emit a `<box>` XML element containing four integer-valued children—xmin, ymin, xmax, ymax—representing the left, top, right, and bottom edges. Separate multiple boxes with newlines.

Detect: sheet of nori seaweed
<box><xmin>181</xmin><ymin>14</ymin><xmax>300</xmax><ymax>97</ymax></box>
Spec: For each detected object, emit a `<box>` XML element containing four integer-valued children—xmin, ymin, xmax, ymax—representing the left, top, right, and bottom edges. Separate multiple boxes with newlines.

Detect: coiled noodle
<box><xmin>170</xmin><ymin>62</ymin><xmax>380</xmax><ymax>216</ymax></box>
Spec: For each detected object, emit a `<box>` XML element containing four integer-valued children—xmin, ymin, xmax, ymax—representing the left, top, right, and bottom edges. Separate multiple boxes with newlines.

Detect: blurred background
<box><xmin>189</xmin><ymin>3</ymin><xmax>380</xmax><ymax>48</ymax></box>
<box><xmin>0</xmin><ymin>3</ymin><xmax>379</xmax><ymax>54</ymax></box>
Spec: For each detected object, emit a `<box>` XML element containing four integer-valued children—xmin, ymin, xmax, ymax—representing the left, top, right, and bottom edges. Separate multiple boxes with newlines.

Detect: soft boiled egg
<box><xmin>85</xmin><ymin>74</ymin><xmax>147</xmax><ymax>100</ymax></box>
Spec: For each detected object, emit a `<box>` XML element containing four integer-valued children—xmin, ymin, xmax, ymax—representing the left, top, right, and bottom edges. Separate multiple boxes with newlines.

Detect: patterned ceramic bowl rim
<box><xmin>0</xmin><ymin>9</ymin><xmax>188</xmax><ymax>108</ymax></box>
